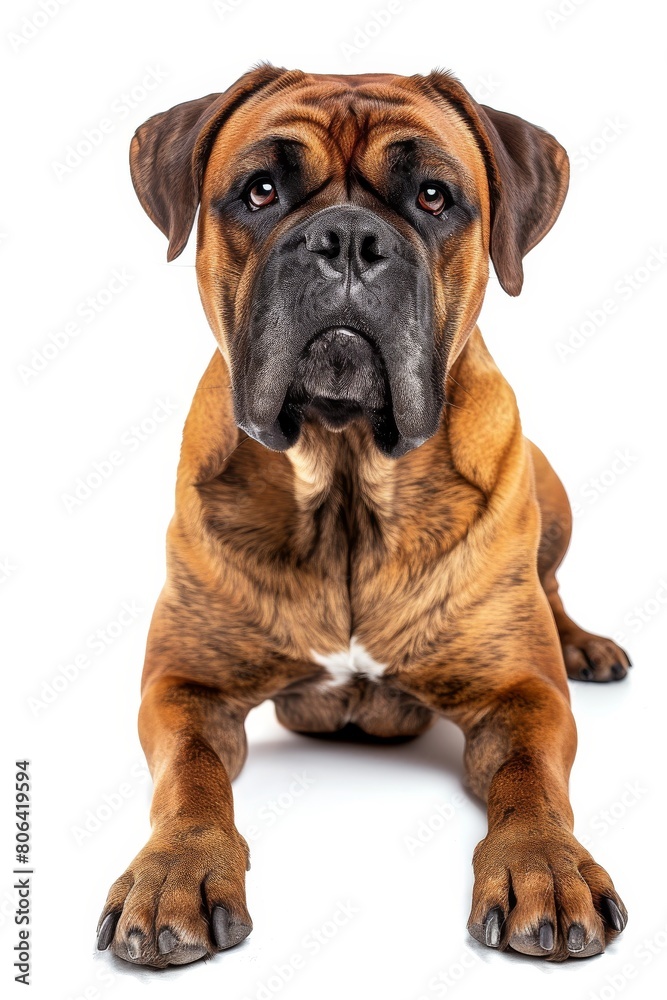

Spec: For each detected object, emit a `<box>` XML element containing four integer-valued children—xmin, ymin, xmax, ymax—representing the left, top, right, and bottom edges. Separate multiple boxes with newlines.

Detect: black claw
<box><xmin>620</xmin><ymin>648</ymin><xmax>633</xmax><ymax>667</ymax></box>
<box><xmin>212</xmin><ymin>906</ymin><xmax>231</xmax><ymax>949</ymax></box>
<box><xmin>158</xmin><ymin>928</ymin><xmax>178</xmax><ymax>955</ymax></box>
<box><xmin>601</xmin><ymin>897</ymin><xmax>626</xmax><ymax>932</ymax></box>
<box><xmin>580</xmin><ymin>665</ymin><xmax>594</xmax><ymax>680</ymax></box>
<box><xmin>126</xmin><ymin>931</ymin><xmax>143</xmax><ymax>960</ymax></box>
<box><xmin>611</xmin><ymin>663</ymin><xmax>625</xmax><ymax>679</ymax></box>
<box><xmin>96</xmin><ymin>911</ymin><xmax>119</xmax><ymax>951</ymax></box>
<box><xmin>211</xmin><ymin>905</ymin><xmax>252</xmax><ymax>951</ymax></box>
<box><xmin>568</xmin><ymin>923</ymin><xmax>586</xmax><ymax>953</ymax></box>
<box><xmin>484</xmin><ymin>907</ymin><xmax>504</xmax><ymax>948</ymax></box>
<box><xmin>539</xmin><ymin>921</ymin><xmax>554</xmax><ymax>951</ymax></box>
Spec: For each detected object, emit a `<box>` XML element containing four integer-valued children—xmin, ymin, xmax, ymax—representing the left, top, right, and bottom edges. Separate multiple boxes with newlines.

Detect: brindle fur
<box><xmin>97</xmin><ymin>67</ymin><xmax>630</xmax><ymax>967</ymax></box>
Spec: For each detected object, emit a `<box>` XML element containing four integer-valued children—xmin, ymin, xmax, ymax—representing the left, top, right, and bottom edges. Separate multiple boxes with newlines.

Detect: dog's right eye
<box><xmin>417</xmin><ymin>182</ymin><xmax>452</xmax><ymax>216</ymax></box>
<box><xmin>245</xmin><ymin>178</ymin><xmax>278</xmax><ymax>211</ymax></box>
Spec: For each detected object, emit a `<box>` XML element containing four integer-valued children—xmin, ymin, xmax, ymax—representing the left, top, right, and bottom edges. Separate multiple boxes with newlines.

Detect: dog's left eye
<box><xmin>417</xmin><ymin>183</ymin><xmax>451</xmax><ymax>216</ymax></box>
<box><xmin>245</xmin><ymin>178</ymin><xmax>278</xmax><ymax>211</ymax></box>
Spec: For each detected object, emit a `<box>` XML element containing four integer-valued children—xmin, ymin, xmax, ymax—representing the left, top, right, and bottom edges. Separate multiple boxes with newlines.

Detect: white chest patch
<box><xmin>311</xmin><ymin>637</ymin><xmax>388</xmax><ymax>687</ymax></box>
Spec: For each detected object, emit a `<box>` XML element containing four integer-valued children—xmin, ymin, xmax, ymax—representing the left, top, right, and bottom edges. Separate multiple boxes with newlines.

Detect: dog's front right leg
<box><xmin>96</xmin><ymin>675</ymin><xmax>254</xmax><ymax>968</ymax></box>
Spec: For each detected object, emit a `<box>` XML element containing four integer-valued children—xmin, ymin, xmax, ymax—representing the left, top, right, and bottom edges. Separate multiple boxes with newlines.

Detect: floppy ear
<box><xmin>129</xmin><ymin>64</ymin><xmax>289</xmax><ymax>261</ymax></box>
<box><xmin>425</xmin><ymin>72</ymin><xmax>570</xmax><ymax>296</ymax></box>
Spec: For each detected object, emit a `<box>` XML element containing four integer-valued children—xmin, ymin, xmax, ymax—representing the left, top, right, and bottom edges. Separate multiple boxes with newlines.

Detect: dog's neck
<box><xmin>285</xmin><ymin>420</ymin><xmax>397</xmax><ymax>520</ymax></box>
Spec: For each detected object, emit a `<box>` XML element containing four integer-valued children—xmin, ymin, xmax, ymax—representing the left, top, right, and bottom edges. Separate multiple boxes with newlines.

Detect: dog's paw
<box><xmin>560</xmin><ymin>627</ymin><xmax>631</xmax><ymax>682</ymax></box>
<box><xmin>96</xmin><ymin>828</ymin><xmax>251</xmax><ymax>968</ymax></box>
<box><xmin>467</xmin><ymin>829</ymin><xmax>627</xmax><ymax>960</ymax></box>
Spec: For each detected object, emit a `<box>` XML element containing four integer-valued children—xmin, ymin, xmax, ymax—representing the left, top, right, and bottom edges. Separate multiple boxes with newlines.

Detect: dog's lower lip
<box><xmin>327</xmin><ymin>326</ymin><xmax>360</xmax><ymax>337</ymax></box>
<box><xmin>307</xmin><ymin>325</ymin><xmax>375</xmax><ymax>350</ymax></box>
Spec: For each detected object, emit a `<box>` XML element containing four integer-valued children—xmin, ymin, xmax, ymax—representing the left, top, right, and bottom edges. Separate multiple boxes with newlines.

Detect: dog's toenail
<box><xmin>158</xmin><ymin>928</ymin><xmax>178</xmax><ymax>954</ymax></box>
<box><xmin>484</xmin><ymin>907</ymin><xmax>503</xmax><ymax>948</ymax></box>
<box><xmin>568</xmin><ymin>924</ymin><xmax>586</xmax><ymax>952</ymax></box>
<box><xmin>126</xmin><ymin>932</ymin><xmax>142</xmax><ymax>960</ymax></box>
<box><xmin>602</xmin><ymin>897</ymin><xmax>626</xmax><ymax>931</ymax></box>
<box><xmin>539</xmin><ymin>921</ymin><xmax>554</xmax><ymax>951</ymax></box>
<box><xmin>96</xmin><ymin>911</ymin><xmax>119</xmax><ymax>951</ymax></box>
<box><xmin>211</xmin><ymin>905</ymin><xmax>252</xmax><ymax>950</ymax></box>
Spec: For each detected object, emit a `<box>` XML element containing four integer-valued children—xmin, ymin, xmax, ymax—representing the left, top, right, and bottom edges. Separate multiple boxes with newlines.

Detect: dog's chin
<box><xmin>238</xmin><ymin>326</ymin><xmax>439</xmax><ymax>458</ymax></box>
<box><xmin>303</xmin><ymin>397</ymin><xmax>367</xmax><ymax>431</ymax></box>
<box><xmin>281</xmin><ymin>326</ymin><xmax>399</xmax><ymax>451</ymax></box>
<box><xmin>290</xmin><ymin>392</ymin><xmax>401</xmax><ymax>450</ymax></box>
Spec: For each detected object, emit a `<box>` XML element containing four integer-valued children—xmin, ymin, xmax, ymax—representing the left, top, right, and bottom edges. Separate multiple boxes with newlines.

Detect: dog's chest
<box><xmin>311</xmin><ymin>637</ymin><xmax>388</xmax><ymax>687</ymax></box>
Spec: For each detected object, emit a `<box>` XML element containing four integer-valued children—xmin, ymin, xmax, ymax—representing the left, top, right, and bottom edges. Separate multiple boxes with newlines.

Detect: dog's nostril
<box><xmin>322</xmin><ymin>231</ymin><xmax>340</xmax><ymax>259</ymax></box>
<box><xmin>360</xmin><ymin>234</ymin><xmax>384</xmax><ymax>264</ymax></box>
<box><xmin>307</xmin><ymin>230</ymin><xmax>340</xmax><ymax>260</ymax></box>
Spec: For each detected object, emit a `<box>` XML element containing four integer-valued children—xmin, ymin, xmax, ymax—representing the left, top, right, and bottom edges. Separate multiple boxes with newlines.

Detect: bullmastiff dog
<box><xmin>96</xmin><ymin>65</ymin><xmax>631</xmax><ymax>967</ymax></box>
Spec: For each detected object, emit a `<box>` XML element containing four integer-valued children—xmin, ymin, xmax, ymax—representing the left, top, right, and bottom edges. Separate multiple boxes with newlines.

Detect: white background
<box><xmin>2</xmin><ymin>0</ymin><xmax>666</xmax><ymax>998</ymax></box>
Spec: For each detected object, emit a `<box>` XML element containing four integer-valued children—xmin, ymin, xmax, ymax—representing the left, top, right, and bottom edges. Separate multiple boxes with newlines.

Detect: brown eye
<box><xmin>417</xmin><ymin>183</ymin><xmax>449</xmax><ymax>216</ymax></box>
<box><xmin>246</xmin><ymin>178</ymin><xmax>277</xmax><ymax>210</ymax></box>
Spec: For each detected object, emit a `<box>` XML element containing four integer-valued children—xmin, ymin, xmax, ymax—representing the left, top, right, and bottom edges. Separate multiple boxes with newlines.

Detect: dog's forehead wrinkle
<box><xmin>249</xmin><ymin>87</ymin><xmax>445</xmax><ymax>153</ymax></box>
<box><xmin>385</xmin><ymin>135</ymin><xmax>474</xmax><ymax>183</ymax></box>
<box><xmin>220</xmin><ymin>95</ymin><xmax>476</xmax><ymax>202</ymax></box>
<box><xmin>246</xmin><ymin>134</ymin><xmax>305</xmax><ymax>162</ymax></box>
<box><xmin>290</xmin><ymin>73</ymin><xmax>410</xmax><ymax>103</ymax></box>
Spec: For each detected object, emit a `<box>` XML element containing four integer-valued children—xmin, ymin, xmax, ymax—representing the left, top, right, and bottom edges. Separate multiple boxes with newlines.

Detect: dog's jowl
<box><xmin>96</xmin><ymin>66</ymin><xmax>630</xmax><ymax>967</ymax></box>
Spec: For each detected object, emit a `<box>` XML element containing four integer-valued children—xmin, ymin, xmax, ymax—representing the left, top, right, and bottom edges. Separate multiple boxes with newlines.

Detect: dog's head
<box><xmin>131</xmin><ymin>66</ymin><xmax>568</xmax><ymax>457</ymax></box>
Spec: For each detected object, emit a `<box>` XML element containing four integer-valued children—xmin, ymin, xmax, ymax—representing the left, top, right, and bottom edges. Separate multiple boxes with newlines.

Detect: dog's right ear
<box><xmin>130</xmin><ymin>64</ymin><xmax>289</xmax><ymax>261</ymax></box>
<box><xmin>423</xmin><ymin>71</ymin><xmax>569</xmax><ymax>297</ymax></box>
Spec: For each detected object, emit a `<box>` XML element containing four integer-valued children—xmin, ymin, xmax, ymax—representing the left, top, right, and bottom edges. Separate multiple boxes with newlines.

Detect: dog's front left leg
<box><xmin>460</xmin><ymin>673</ymin><xmax>627</xmax><ymax>959</ymax></box>
<box><xmin>399</xmin><ymin>624</ymin><xmax>628</xmax><ymax>961</ymax></box>
<box><xmin>96</xmin><ymin>675</ymin><xmax>254</xmax><ymax>968</ymax></box>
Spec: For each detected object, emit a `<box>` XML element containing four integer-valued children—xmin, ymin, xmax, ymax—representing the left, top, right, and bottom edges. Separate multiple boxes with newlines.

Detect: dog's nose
<box><xmin>303</xmin><ymin>206</ymin><xmax>392</xmax><ymax>280</ymax></box>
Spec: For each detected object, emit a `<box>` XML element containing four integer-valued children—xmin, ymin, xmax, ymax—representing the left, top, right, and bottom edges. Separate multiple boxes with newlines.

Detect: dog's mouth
<box><xmin>238</xmin><ymin>314</ymin><xmax>441</xmax><ymax>459</ymax></box>
<box><xmin>276</xmin><ymin>326</ymin><xmax>400</xmax><ymax>451</ymax></box>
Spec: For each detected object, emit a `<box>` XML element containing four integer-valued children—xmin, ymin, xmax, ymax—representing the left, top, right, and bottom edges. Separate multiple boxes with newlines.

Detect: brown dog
<box><xmin>96</xmin><ymin>65</ymin><xmax>630</xmax><ymax>967</ymax></box>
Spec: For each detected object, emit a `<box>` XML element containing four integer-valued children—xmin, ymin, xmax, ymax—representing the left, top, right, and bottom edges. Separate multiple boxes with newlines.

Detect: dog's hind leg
<box><xmin>529</xmin><ymin>441</ymin><xmax>631</xmax><ymax>682</ymax></box>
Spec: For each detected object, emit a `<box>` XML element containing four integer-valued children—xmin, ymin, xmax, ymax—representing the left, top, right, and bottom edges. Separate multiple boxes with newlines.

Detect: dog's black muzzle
<box><xmin>234</xmin><ymin>205</ymin><xmax>442</xmax><ymax>458</ymax></box>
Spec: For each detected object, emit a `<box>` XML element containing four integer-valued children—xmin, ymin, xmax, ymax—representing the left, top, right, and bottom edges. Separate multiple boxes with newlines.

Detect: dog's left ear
<box><xmin>424</xmin><ymin>72</ymin><xmax>570</xmax><ymax>296</ymax></box>
<box><xmin>130</xmin><ymin>64</ymin><xmax>290</xmax><ymax>261</ymax></box>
